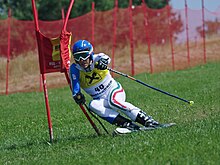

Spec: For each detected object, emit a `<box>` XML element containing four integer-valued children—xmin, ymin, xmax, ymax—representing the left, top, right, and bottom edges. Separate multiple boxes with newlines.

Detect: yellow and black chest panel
<box><xmin>80</xmin><ymin>69</ymin><xmax>109</xmax><ymax>88</ymax></box>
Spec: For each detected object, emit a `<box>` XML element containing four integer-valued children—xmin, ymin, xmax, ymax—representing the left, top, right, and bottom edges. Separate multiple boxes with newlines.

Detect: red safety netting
<box><xmin>0</xmin><ymin>19</ymin><xmax>8</xmax><ymax>56</ymax></box>
<box><xmin>0</xmin><ymin>2</ymin><xmax>220</xmax><ymax>94</ymax></box>
<box><xmin>8</xmin><ymin>19</ymin><xmax>36</xmax><ymax>56</ymax></box>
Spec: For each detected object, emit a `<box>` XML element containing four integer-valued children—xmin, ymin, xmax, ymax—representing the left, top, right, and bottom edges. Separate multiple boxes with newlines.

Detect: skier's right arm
<box><xmin>69</xmin><ymin>64</ymin><xmax>85</xmax><ymax>105</ymax></box>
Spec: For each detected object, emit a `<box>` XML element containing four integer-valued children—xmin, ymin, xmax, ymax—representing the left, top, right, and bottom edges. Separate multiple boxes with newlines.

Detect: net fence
<box><xmin>0</xmin><ymin>3</ymin><xmax>219</xmax><ymax>94</ymax></box>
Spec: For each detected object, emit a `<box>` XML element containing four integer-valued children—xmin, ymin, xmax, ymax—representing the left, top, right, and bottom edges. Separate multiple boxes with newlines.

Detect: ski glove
<box><xmin>73</xmin><ymin>93</ymin><xmax>86</xmax><ymax>105</ymax></box>
<box><xmin>95</xmin><ymin>58</ymin><xmax>109</xmax><ymax>70</ymax></box>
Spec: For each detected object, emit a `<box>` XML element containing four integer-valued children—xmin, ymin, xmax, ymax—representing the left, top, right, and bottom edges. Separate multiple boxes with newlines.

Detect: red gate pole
<box><xmin>129</xmin><ymin>0</ymin><xmax>134</xmax><ymax>76</ymax></box>
<box><xmin>142</xmin><ymin>0</ymin><xmax>153</xmax><ymax>73</ymax></box>
<box><xmin>112</xmin><ymin>0</ymin><xmax>118</xmax><ymax>71</ymax></box>
<box><xmin>31</xmin><ymin>0</ymin><xmax>53</xmax><ymax>143</ymax></box>
<box><xmin>184</xmin><ymin>0</ymin><xmax>190</xmax><ymax>66</ymax></box>
<box><xmin>62</xmin><ymin>0</ymin><xmax>74</xmax><ymax>30</ymax></box>
<box><xmin>41</xmin><ymin>73</ymin><xmax>53</xmax><ymax>142</ymax></box>
<box><xmin>166</xmin><ymin>2</ymin><xmax>175</xmax><ymax>71</ymax></box>
<box><xmin>201</xmin><ymin>0</ymin><xmax>206</xmax><ymax>64</ymax></box>
<box><xmin>6</xmin><ymin>8</ymin><xmax>11</xmax><ymax>95</ymax></box>
<box><xmin>91</xmin><ymin>2</ymin><xmax>95</xmax><ymax>46</ymax></box>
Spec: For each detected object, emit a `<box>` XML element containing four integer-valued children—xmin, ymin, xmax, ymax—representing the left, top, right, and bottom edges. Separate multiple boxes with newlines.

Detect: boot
<box><xmin>112</xmin><ymin>114</ymin><xmax>140</xmax><ymax>131</ymax></box>
<box><xmin>135</xmin><ymin>111</ymin><xmax>159</xmax><ymax>127</ymax></box>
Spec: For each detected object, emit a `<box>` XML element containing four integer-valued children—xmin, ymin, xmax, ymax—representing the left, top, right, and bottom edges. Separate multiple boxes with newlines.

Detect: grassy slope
<box><xmin>0</xmin><ymin>62</ymin><xmax>219</xmax><ymax>165</ymax></box>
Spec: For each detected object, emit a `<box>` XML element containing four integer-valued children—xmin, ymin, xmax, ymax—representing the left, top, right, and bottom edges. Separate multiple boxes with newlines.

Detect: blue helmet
<box><xmin>72</xmin><ymin>40</ymin><xmax>94</xmax><ymax>62</ymax></box>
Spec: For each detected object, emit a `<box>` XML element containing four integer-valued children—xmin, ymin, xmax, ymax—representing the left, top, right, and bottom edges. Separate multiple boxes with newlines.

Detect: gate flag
<box><xmin>31</xmin><ymin>0</ymin><xmax>75</xmax><ymax>143</ymax></box>
<box><xmin>36</xmin><ymin>31</ymin><xmax>61</xmax><ymax>74</ymax></box>
<box><xmin>36</xmin><ymin>30</ymin><xmax>72</xmax><ymax>74</ymax></box>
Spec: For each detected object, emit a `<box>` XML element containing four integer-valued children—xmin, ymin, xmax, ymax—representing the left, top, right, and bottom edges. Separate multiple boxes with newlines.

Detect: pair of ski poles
<box><xmin>80</xmin><ymin>67</ymin><xmax>194</xmax><ymax>136</ymax></box>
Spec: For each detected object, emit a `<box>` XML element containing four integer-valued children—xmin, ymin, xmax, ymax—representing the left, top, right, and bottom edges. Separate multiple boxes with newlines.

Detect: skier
<box><xmin>69</xmin><ymin>40</ymin><xmax>162</xmax><ymax>132</ymax></box>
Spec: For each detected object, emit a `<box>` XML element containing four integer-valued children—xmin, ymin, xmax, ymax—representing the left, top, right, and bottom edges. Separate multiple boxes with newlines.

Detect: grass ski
<box><xmin>113</xmin><ymin>123</ymin><xmax>176</xmax><ymax>135</ymax></box>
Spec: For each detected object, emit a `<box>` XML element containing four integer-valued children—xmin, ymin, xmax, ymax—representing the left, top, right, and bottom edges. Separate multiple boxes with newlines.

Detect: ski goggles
<box><xmin>73</xmin><ymin>51</ymin><xmax>91</xmax><ymax>62</ymax></box>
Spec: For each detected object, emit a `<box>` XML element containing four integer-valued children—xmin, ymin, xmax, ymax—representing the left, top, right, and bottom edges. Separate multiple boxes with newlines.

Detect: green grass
<box><xmin>0</xmin><ymin>62</ymin><xmax>220</xmax><ymax>165</ymax></box>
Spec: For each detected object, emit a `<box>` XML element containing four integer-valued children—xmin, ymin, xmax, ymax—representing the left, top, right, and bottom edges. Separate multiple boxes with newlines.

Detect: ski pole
<box><xmin>79</xmin><ymin>104</ymin><xmax>101</xmax><ymax>136</ymax></box>
<box><xmin>108</xmin><ymin>68</ymin><xmax>194</xmax><ymax>106</ymax></box>
<box><xmin>84</xmin><ymin>104</ymin><xmax>109</xmax><ymax>135</ymax></box>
